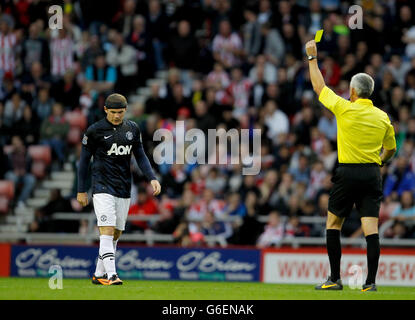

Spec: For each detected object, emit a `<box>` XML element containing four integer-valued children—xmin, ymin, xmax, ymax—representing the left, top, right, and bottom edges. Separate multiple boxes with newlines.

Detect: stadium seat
<box><xmin>65</xmin><ymin>111</ymin><xmax>87</xmax><ymax>145</ymax></box>
<box><xmin>0</xmin><ymin>180</ymin><xmax>14</xmax><ymax>199</ymax></box>
<box><xmin>0</xmin><ymin>197</ymin><xmax>9</xmax><ymax>214</ymax></box>
<box><xmin>28</xmin><ymin>145</ymin><xmax>52</xmax><ymax>165</ymax></box>
<box><xmin>31</xmin><ymin>161</ymin><xmax>47</xmax><ymax>179</ymax></box>
<box><xmin>0</xmin><ymin>180</ymin><xmax>14</xmax><ymax>214</ymax></box>
<box><xmin>28</xmin><ymin>145</ymin><xmax>52</xmax><ymax>179</ymax></box>
<box><xmin>65</xmin><ymin>111</ymin><xmax>87</xmax><ymax>131</ymax></box>
<box><xmin>67</xmin><ymin>127</ymin><xmax>82</xmax><ymax>145</ymax></box>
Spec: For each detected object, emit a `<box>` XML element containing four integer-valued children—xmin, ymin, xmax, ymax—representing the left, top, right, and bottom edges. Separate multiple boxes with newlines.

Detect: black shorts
<box><xmin>328</xmin><ymin>163</ymin><xmax>383</xmax><ymax>218</ymax></box>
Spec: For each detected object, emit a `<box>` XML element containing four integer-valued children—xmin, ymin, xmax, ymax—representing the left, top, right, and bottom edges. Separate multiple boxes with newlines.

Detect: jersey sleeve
<box><xmin>78</xmin><ymin>126</ymin><xmax>96</xmax><ymax>193</ymax></box>
<box><xmin>318</xmin><ymin>86</ymin><xmax>350</xmax><ymax>116</ymax></box>
<box><xmin>131</xmin><ymin>121</ymin><xmax>157</xmax><ymax>181</ymax></box>
<box><xmin>81</xmin><ymin>125</ymin><xmax>97</xmax><ymax>153</ymax></box>
<box><xmin>383</xmin><ymin>118</ymin><xmax>397</xmax><ymax>150</ymax></box>
<box><xmin>129</xmin><ymin>121</ymin><xmax>142</xmax><ymax>148</ymax></box>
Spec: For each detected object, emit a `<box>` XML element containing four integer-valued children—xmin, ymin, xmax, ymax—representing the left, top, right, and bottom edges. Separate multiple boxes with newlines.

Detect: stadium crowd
<box><xmin>1</xmin><ymin>0</ymin><xmax>415</xmax><ymax>246</ymax></box>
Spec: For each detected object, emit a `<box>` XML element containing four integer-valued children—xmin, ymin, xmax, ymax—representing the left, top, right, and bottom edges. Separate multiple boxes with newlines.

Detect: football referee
<box><xmin>305</xmin><ymin>40</ymin><xmax>397</xmax><ymax>292</ymax></box>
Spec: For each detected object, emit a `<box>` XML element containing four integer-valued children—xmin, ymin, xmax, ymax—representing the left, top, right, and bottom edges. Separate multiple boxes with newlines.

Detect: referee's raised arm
<box><xmin>305</xmin><ymin>40</ymin><xmax>325</xmax><ymax>95</ymax></box>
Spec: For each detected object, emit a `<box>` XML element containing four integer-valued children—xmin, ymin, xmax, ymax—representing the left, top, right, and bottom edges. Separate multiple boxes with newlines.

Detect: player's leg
<box><xmin>99</xmin><ymin>225</ymin><xmax>120</xmax><ymax>284</ymax></box>
<box><xmin>93</xmin><ymin>252</ymin><xmax>107</xmax><ymax>284</ymax></box>
<box><xmin>114</xmin><ymin>196</ymin><xmax>130</xmax><ymax>245</ymax></box>
<box><xmin>104</xmin><ymin>197</ymin><xmax>130</xmax><ymax>285</ymax></box>
<box><xmin>92</xmin><ymin>194</ymin><xmax>119</xmax><ymax>284</ymax></box>
<box><xmin>102</xmin><ymin>228</ymin><xmax>123</xmax><ymax>285</ymax></box>
<box><xmin>113</xmin><ymin>228</ymin><xmax>122</xmax><ymax>259</ymax></box>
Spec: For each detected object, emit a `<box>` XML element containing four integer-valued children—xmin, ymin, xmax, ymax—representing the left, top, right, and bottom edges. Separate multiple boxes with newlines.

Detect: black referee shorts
<box><xmin>328</xmin><ymin>163</ymin><xmax>383</xmax><ymax>219</ymax></box>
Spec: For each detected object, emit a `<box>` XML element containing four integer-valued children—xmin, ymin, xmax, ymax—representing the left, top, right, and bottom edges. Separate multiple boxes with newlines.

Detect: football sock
<box><xmin>94</xmin><ymin>255</ymin><xmax>105</xmax><ymax>277</ymax></box>
<box><xmin>326</xmin><ymin>229</ymin><xmax>341</xmax><ymax>282</ymax></box>
<box><xmin>365</xmin><ymin>233</ymin><xmax>380</xmax><ymax>285</ymax></box>
<box><xmin>99</xmin><ymin>235</ymin><xmax>116</xmax><ymax>279</ymax></box>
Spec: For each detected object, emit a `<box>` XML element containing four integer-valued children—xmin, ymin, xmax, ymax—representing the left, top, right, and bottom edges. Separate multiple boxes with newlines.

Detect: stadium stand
<box><xmin>1</xmin><ymin>0</ymin><xmax>415</xmax><ymax>249</ymax></box>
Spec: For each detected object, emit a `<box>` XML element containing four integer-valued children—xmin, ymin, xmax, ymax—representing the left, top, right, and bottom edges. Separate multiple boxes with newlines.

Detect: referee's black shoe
<box><xmin>361</xmin><ymin>283</ymin><xmax>377</xmax><ymax>292</ymax></box>
<box><xmin>315</xmin><ymin>277</ymin><xmax>343</xmax><ymax>290</ymax></box>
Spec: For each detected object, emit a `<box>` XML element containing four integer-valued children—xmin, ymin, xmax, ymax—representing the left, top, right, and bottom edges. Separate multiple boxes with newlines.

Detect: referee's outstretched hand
<box><xmin>151</xmin><ymin>180</ymin><xmax>161</xmax><ymax>196</ymax></box>
<box><xmin>305</xmin><ymin>40</ymin><xmax>317</xmax><ymax>56</ymax></box>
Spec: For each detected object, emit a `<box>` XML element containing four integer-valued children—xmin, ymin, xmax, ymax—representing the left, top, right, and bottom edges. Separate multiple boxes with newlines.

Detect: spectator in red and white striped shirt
<box><xmin>50</xmin><ymin>28</ymin><xmax>74</xmax><ymax>78</ymax></box>
<box><xmin>0</xmin><ymin>18</ymin><xmax>17</xmax><ymax>76</ymax></box>
<box><xmin>221</xmin><ymin>67</ymin><xmax>252</xmax><ymax>120</ymax></box>
<box><xmin>212</xmin><ymin>20</ymin><xmax>244</xmax><ymax>69</ymax></box>
<box><xmin>257</xmin><ymin>211</ymin><xmax>285</xmax><ymax>248</ymax></box>
<box><xmin>206</xmin><ymin>62</ymin><xmax>230</xmax><ymax>89</ymax></box>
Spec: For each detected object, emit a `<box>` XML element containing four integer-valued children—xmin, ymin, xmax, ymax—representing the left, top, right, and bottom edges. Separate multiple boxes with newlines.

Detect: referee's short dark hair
<box><xmin>105</xmin><ymin>93</ymin><xmax>127</xmax><ymax>109</ymax></box>
<box><xmin>350</xmin><ymin>73</ymin><xmax>375</xmax><ymax>99</ymax></box>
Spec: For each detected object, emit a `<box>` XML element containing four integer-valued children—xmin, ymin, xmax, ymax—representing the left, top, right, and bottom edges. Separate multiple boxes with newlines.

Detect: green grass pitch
<box><xmin>0</xmin><ymin>278</ymin><xmax>414</xmax><ymax>300</ymax></box>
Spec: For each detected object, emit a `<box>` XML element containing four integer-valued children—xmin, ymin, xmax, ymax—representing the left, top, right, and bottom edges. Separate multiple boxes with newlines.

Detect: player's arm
<box><xmin>305</xmin><ymin>40</ymin><xmax>325</xmax><ymax>96</ymax></box>
<box><xmin>132</xmin><ymin>132</ymin><xmax>161</xmax><ymax>196</ymax></box>
<box><xmin>77</xmin><ymin>147</ymin><xmax>92</xmax><ymax>206</ymax></box>
<box><xmin>77</xmin><ymin>130</ymin><xmax>95</xmax><ymax>206</ymax></box>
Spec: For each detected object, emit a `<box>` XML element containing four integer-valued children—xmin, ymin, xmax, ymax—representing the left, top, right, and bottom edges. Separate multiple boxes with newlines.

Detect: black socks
<box><xmin>326</xmin><ymin>230</ymin><xmax>380</xmax><ymax>285</ymax></box>
<box><xmin>326</xmin><ymin>229</ymin><xmax>341</xmax><ymax>282</ymax></box>
<box><xmin>365</xmin><ymin>233</ymin><xmax>380</xmax><ymax>285</ymax></box>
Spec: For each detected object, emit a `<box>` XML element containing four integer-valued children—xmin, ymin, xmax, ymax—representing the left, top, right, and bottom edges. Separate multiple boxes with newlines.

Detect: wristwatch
<box><xmin>307</xmin><ymin>55</ymin><xmax>317</xmax><ymax>61</ymax></box>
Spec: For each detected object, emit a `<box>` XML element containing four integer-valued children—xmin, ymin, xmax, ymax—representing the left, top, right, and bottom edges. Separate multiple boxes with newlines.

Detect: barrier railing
<box><xmin>1</xmin><ymin>212</ymin><xmax>413</xmax><ymax>247</ymax></box>
<box><xmin>0</xmin><ymin>231</ymin><xmax>414</xmax><ymax>247</ymax></box>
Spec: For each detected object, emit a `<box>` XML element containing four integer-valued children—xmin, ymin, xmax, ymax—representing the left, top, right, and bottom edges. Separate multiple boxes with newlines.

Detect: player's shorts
<box><xmin>93</xmin><ymin>193</ymin><xmax>131</xmax><ymax>231</ymax></box>
<box><xmin>328</xmin><ymin>163</ymin><xmax>383</xmax><ymax>219</ymax></box>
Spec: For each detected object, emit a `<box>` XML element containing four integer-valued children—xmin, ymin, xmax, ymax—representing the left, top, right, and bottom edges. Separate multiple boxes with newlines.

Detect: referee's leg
<box><xmin>326</xmin><ymin>211</ymin><xmax>345</xmax><ymax>282</ymax></box>
<box><xmin>361</xmin><ymin>217</ymin><xmax>380</xmax><ymax>290</ymax></box>
<box><xmin>315</xmin><ymin>211</ymin><xmax>345</xmax><ymax>290</ymax></box>
<box><xmin>357</xmin><ymin>164</ymin><xmax>382</xmax><ymax>291</ymax></box>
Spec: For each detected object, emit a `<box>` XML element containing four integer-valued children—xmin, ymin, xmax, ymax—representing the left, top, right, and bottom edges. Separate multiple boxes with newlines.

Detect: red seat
<box><xmin>0</xmin><ymin>180</ymin><xmax>14</xmax><ymax>214</ymax></box>
<box><xmin>31</xmin><ymin>161</ymin><xmax>47</xmax><ymax>179</ymax></box>
<box><xmin>0</xmin><ymin>197</ymin><xmax>9</xmax><ymax>214</ymax></box>
<box><xmin>67</xmin><ymin>127</ymin><xmax>81</xmax><ymax>145</ymax></box>
<box><xmin>0</xmin><ymin>180</ymin><xmax>14</xmax><ymax>200</ymax></box>
<box><xmin>65</xmin><ymin>111</ymin><xmax>87</xmax><ymax>131</ymax></box>
<box><xmin>28</xmin><ymin>145</ymin><xmax>52</xmax><ymax>179</ymax></box>
<box><xmin>28</xmin><ymin>145</ymin><xmax>52</xmax><ymax>165</ymax></box>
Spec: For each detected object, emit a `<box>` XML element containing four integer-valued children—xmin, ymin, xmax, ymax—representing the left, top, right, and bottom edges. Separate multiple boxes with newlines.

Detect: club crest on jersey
<box><xmin>107</xmin><ymin>143</ymin><xmax>132</xmax><ymax>155</ymax></box>
<box><xmin>126</xmin><ymin>131</ymin><xmax>133</xmax><ymax>141</ymax></box>
<box><xmin>82</xmin><ymin>135</ymin><xmax>88</xmax><ymax>145</ymax></box>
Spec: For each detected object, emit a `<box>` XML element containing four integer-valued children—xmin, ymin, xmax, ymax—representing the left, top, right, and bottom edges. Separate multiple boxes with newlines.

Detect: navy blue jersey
<box><xmin>77</xmin><ymin>117</ymin><xmax>156</xmax><ymax>198</ymax></box>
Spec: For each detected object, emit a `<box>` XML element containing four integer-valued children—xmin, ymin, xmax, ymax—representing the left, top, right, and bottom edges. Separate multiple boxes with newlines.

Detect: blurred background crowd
<box><xmin>1</xmin><ymin>0</ymin><xmax>415</xmax><ymax>247</ymax></box>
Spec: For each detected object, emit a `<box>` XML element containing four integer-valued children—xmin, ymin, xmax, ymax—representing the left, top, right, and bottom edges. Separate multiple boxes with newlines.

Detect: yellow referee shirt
<box><xmin>318</xmin><ymin>86</ymin><xmax>396</xmax><ymax>165</ymax></box>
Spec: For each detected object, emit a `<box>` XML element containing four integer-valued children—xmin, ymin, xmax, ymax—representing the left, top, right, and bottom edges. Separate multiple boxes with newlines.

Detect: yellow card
<box><xmin>315</xmin><ymin>29</ymin><xmax>324</xmax><ymax>43</ymax></box>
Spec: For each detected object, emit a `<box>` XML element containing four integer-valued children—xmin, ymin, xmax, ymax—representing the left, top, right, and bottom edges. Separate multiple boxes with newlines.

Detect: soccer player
<box><xmin>305</xmin><ymin>40</ymin><xmax>396</xmax><ymax>292</ymax></box>
<box><xmin>77</xmin><ymin>93</ymin><xmax>161</xmax><ymax>285</ymax></box>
